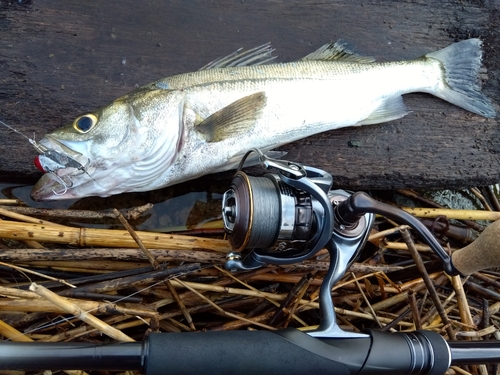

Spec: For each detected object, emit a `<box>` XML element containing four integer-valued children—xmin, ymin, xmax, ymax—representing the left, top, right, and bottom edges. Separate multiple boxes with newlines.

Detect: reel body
<box><xmin>221</xmin><ymin>149</ymin><xmax>458</xmax><ymax>338</ymax></box>
<box><xmin>221</xmin><ymin>149</ymin><xmax>374</xmax><ymax>337</ymax></box>
<box><xmin>222</xmin><ymin>150</ymin><xmax>372</xmax><ymax>273</ymax></box>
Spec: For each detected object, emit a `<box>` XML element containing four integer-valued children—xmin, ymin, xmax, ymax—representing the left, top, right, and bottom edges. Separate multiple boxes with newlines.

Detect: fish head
<box><xmin>31</xmin><ymin>89</ymin><xmax>184</xmax><ymax>201</ymax></box>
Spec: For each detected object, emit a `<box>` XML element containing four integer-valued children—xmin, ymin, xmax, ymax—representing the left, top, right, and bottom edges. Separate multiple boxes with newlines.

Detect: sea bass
<box><xmin>31</xmin><ymin>39</ymin><xmax>495</xmax><ymax>201</ymax></box>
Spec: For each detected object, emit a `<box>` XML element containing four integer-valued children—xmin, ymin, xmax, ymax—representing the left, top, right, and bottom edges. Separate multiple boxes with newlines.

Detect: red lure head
<box><xmin>33</xmin><ymin>155</ymin><xmax>47</xmax><ymax>173</ymax></box>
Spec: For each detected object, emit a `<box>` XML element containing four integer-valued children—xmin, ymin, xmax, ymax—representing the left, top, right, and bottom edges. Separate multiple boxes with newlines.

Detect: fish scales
<box><xmin>29</xmin><ymin>39</ymin><xmax>495</xmax><ymax>200</ymax></box>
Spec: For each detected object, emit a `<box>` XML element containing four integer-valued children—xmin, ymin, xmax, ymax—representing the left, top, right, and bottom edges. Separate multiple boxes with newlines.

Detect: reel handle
<box><xmin>452</xmin><ymin>220</ymin><xmax>500</xmax><ymax>275</ymax></box>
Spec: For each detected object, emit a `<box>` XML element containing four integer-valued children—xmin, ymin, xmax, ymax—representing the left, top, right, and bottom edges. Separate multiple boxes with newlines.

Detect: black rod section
<box><xmin>450</xmin><ymin>341</ymin><xmax>500</xmax><ymax>365</ymax></box>
<box><xmin>0</xmin><ymin>341</ymin><xmax>143</xmax><ymax>370</ymax></box>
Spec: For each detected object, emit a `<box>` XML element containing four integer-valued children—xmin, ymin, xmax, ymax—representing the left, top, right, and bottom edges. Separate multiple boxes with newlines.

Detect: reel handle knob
<box><xmin>452</xmin><ymin>220</ymin><xmax>500</xmax><ymax>275</ymax></box>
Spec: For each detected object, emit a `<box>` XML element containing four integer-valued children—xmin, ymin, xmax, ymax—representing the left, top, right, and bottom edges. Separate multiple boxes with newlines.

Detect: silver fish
<box><xmin>31</xmin><ymin>39</ymin><xmax>495</xmax><ymax>201</ymax></box>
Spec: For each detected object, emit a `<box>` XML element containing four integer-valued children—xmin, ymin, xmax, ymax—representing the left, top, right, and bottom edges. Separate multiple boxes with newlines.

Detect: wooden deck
<box><xmin>0</xmin><ymin>0</ymin><xmax>499</xmax><ymax>190</ymax></box>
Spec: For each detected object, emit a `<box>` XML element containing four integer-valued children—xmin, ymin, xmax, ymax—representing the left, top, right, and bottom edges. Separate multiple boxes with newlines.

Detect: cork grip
<box><xmin>452</xmin><ymin>220</ymin><xmax>500</xmax><ymax>275</ymax></box>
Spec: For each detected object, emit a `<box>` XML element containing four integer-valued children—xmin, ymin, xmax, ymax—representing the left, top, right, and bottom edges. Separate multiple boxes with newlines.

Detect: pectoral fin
<box><xmin>196</xmin><ymin>92</ymin><xmax>267</xmax><ymax>142</ymax></box>
<box><xmin>356</xmin><ymin>96</ymin><xmax>409</xmax><ymax>126</ymax></box>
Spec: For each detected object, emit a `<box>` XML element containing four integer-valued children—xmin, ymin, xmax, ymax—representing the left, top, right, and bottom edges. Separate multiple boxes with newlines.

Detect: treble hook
<box><xmin>49</xmin><ymin>173</ymin><xmax>70</xmax><ymax>196</ymax></box>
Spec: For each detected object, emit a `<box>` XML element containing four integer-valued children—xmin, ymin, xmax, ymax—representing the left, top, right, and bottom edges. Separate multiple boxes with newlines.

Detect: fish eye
<box><xmin>73</xmin><ymin>114</ymin><xmax>98</xmax><ymax>133</ymax></box>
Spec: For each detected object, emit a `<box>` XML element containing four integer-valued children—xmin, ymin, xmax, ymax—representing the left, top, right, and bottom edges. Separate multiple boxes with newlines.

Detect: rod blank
<box><xmin>0</xmin><ymin>341</ymin><xmax>143</xmax><ymax>371</ymax></box>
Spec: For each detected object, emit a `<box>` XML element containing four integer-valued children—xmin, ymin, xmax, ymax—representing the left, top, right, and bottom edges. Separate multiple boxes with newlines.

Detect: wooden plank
<box><xmin>0</xmin><ymin>0</ymin><xmax>498</xmax><ymax>190</ymax></box>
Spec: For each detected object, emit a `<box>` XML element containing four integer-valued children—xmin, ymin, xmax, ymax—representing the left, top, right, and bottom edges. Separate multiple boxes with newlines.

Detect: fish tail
<box><xmin>426</xmin><ymin>38</ymin><xmax>496</xmax><ymax>118</ymax></box>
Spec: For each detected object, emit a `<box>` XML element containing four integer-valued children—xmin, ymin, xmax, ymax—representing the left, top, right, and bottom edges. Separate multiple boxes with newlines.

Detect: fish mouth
<box><xmin>31</xmin><ymin>172</ymin><xmax>79</xmax><ymax>201</ymax></box>
<box><xmin>30</xmin><ymin>136</ymin><xmax>92</xmax><ymax>201</ymax></box>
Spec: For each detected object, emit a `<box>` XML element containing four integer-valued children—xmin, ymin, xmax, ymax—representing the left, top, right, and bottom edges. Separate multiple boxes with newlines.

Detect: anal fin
<box><xmin>357</xmin><ymin>96</ymin><xmax>409</xmax><ymax>126</ymax></box>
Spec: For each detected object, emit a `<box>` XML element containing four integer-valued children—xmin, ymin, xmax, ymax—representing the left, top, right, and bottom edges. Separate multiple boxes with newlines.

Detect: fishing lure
<box><xmin>0</xmin><ymin>120</ymin><xmax>92</xmax><ymax>195</ymax></box>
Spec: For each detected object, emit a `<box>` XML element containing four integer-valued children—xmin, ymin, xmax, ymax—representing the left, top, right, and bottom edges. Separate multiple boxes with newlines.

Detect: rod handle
<box><xmin>452</xmin><ymin>220</ymin><xmax>500</xmax><ymax>275</ymax></box>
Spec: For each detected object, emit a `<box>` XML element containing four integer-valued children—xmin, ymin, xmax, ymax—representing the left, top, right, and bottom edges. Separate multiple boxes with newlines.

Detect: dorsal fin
<box><xmin>301</xmin><ymin>39</ymin><xmax>375</xmax><ymax>63</ymax></box>
<box><xmin>199</xmin><ymin>43</ymin><xmax>278</xmax><ymax>70</ymax></box>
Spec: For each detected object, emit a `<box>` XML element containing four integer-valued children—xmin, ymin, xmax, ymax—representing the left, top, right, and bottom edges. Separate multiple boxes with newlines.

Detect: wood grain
<box><xmin>0</xmin><ymin>0</ymin><xmax>499</xmax><ymax>190</ymax></box>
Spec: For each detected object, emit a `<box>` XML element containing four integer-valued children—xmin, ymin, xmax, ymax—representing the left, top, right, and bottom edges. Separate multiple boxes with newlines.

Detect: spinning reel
<box><xmin>2</xmin><ymin>150</ymin><xmax>499</xmax><ymax>374</ymax></box>
<box><xmin>222</xmin><ymin>149</ymin><xmax>459</xmax><ymax>338</ymax></box>
<box><xmin>221</xmin><ymin>149</ymin><xmax>371</xmax><ymax>269</ymax></box>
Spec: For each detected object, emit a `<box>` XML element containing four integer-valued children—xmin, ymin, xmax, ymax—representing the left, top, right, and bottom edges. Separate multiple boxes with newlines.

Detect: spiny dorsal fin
<box><xmin>196</xmin><ymin>92</ymin><xmax>267</xmax><ymax>142</ymax></box>
<box><xmin>199</xmin><ymin>43</ymin><xmax>278</xmax><ymax>70</ymax></box>
<box><xmin>301</xmin><ymin>39</ymin><xmax>376</xmax><ymax>63</ymax></box>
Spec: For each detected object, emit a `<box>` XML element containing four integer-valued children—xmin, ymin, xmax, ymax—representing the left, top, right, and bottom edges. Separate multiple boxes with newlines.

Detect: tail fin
<box><xmin>426</xmin><ymin>38</ymin><xmax>496</xmax><ymax>118</ymax></box>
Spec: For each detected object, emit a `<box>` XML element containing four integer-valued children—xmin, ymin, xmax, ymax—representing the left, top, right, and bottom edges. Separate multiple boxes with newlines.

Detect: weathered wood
<box><xmin>0</xmin><ymin>0</ymin><xmax>499</xmax><ymax>191</ymax></box>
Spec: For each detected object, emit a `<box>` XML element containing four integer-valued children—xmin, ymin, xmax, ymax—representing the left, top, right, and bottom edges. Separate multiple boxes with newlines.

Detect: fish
<box><xmin>30</xmin><ymin>38</ymin><xmax>496</xmax><ymax>201</ymax></box>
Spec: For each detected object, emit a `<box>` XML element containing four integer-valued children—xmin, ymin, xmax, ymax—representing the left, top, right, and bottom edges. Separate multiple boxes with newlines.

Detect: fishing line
<box><xmin>0</xmin><ymin>119</ymin><xmax>45</xmax><ymax>153</ymax></box>
<box><xmin>0</xmin><ymin>120</ymin><xmax>73</xmax><ymax>194</ymax></box>
<box><xmin>1</xmin><ymin>118</ymin><xmax>95</xmax><ymax>191</ymax></box>
<box><xmin>8</xmin><ymin>264</ymin><xmax>212</xmax><ymax>342</ymax></box>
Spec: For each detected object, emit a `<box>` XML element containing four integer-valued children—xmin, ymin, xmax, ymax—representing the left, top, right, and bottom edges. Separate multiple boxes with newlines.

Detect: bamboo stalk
<box><xmin>0</xmin><ymin>217</ymin><xmax>47</xmax><ymax>249</ymax></box>
<box><xmin>0</xmin><ymin>248</ymin><xmax>402</xmax><ymax>275</ymax></box>
<box><xmin>485</xmin><ymin>185</ymin><xmax>500</xmax><ymax>211</ymax></box>
<box><xmin>0</xmin><ymin>199</ymin><xmax>20</xmax><ymax>205</ymax></box>
<box><xmin>0</xmin><ymin>203</ymin><xmax>153</xmax><ymax>221</ymax></box>
<box><xmin>172</xmin><ymin>277</ymin><xmax>276</xmax><ymax>331</ymax></box>
<box><xmin>472</xmin><ymin>301</ymin><xmax>500</xmax><ymax>326</ymax></box>
<box><xmin>163</xmin><ymin>317</ymin><xmax>191</xmax><ymax>332</ymax></box>
<box><xmin>0</xmin><ymin>319</ymin><xmax>33</xmax><ymax>342</ymax></box>
<box><xmin>169</xmin><ymin>278</ymin><xmax>412</xmax><ymax>326</ymax></box>
<box><xmin>0</xmin><ymin>261</ymin><xmax>76</xmax><ymax>288</ymax></box>
<box><xmin>407</xmin><ymin>289</ymin><xmax>422</xmax><ymax>330</ymax></box>
<box><xmin>401</xmin><ymin>229</ymin><xmax>455</xmax><ymax>340</ymax></box>
<box><xmin>43</xmin><ymin>315</ymin><xmax>132</xmax><ymax>342</ymax></box>
<box><xmin>0</xmin><ymin>247</ymin><xmax>227</xmax><ymax>263</ymax></box>
<box><xmin>22</xmin><ymin>260</ymin><xmax>151</xmax><ymax>272</ymax></box>
<box><xmin>0</xmin><ymin>285</ymin><xmax>43</xmax><ymax>299</ymax></box>
<box><xmin>113</xmin><ymin>208</ymin><xmax>159</xmax><ymax>268</ymax></box>
<box><xmin>0</xmin><ymin>296</ymin><xmax>158</xmax><ymax>317</ymax></box>
<box><xmin>455</xmin><ymin>326</ymin><xmax>497</xmax><ymax>338</ymax></box>
<box><xmin>470</xmin><ymin>188</ymin><xmax>493</xmax><ymax>211</ymax></box>
<box><xmin>268</xmin><ymin>272</ymin><xmax>315</xmax><ymax>327</ymax></box>
<box><xmin>165</xmin><ymin>280</ymin><xmax>196</xmax><ymax>331</ymax></box>
<box><xmin>213</xmin><ymin>311</ymin><xmax>276</xmax><ymax>331</ymax></box>
<box><xmin>351</xmin><ymin>272</ymin><xmax>382</xmax><ymax>328</ymax></box>
<box><xmin>0</xmin><ymin>207</ymin><xmax>66</xmax><ymax>227</ymax></box>
<box><xmin>401</xmin><ymin>207</ymin><xmax>500</xmax><ymax>221</ymax></box>
<box><xmin>214</xmin><ymin>266</ymin><xmax>308</xmax><ymax>326</ymax></box>
<box><xmin>29</xmin><ymin>283</ymin><xmax>135</xmax><ymax>342</ymax></box>
<box><xmin>450</xmin><ymin>275</ymin><xmax>475</xmax><ymax>329</ymax></box>
<box><xmin>383</xmin><ymin>241</ymin><xmax>460</xmax><ymax>252</ymax></box>
<box><xmin>281</xmin><ymin>273</ymin><xmax>315</xmax><ymax>328</ymax></box>
<box><xmin>450</xmin><ymin>366</ymin><xmax>473</xmax><ymax>375</ymax></box>
<box><xmin>396</xmin><ymin>189</ymin><xmax>486</xmax><ymax>233</ymax></box>
<box><xmin>368</xmin><ymin>225</ymin><xmax>410</xmax><ymax>241</ymax></box>
<box><xmin>0</xmin><ymin>220</ymin><xmax>232</xmax><ymax>252</ymax></box>
<box><xmin>370</xmin><ymin>273</ymin><xmax>444</xmax><ymax>312</ymax></box>
<box><xmin>248</xmin><ymin>272</ymin><xmax>323</xmax><ymax>286</ymax></box>
<box><xmin>72</xmin><ymin>263</ymin><xmax>200</xmax><ymax>294</ymax></box>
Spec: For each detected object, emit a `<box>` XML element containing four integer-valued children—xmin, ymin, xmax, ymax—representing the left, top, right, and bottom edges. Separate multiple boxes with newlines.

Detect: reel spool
<box><xmin>221</xmin><ymin>149</ymin><xmax>335</xmax><ymax>270</ymax></box>
<box><xmin>222</xmin><ymin>171</ymin><xmax>314</xmax><ymax>251</ymax></box>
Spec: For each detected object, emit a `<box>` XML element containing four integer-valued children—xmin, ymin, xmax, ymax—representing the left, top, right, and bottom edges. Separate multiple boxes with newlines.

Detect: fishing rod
<box><xmin>1</xmin><ymin>149</ymin><xmax>500</xmax><ymax>374</ymax></box>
